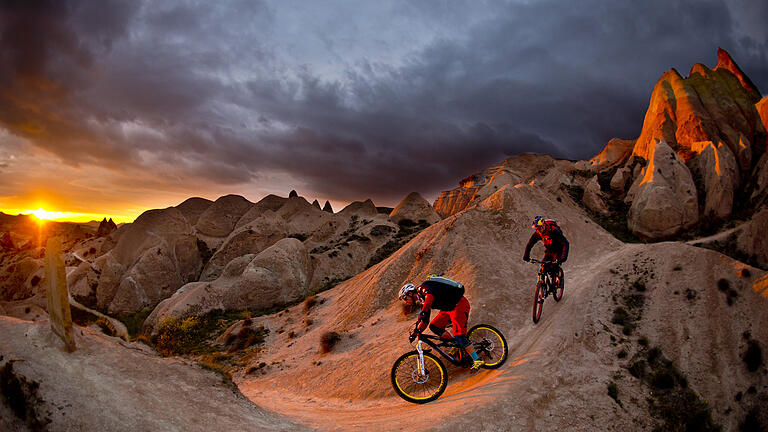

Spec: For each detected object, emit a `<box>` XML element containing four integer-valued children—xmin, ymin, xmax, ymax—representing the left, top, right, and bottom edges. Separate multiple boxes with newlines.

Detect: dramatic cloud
<box><xmin>0</xmin><ymin>0</ymin><xmax>767</xmax><ymax>214</ymax></box>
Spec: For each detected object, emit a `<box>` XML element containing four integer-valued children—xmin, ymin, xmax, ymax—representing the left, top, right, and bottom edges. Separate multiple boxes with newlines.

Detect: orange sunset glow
<box><xmin>2</xmin><ymin>207</ymin><xmax>137</xmax><ymax>224</ymax></box>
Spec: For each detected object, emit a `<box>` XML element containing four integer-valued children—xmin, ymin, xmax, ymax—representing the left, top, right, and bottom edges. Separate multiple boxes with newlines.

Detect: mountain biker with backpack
<box><xmin>523</xmin><ymin>216</ymin><xmax>569</xmax><ymax>275</ymax></box>
<box><xmin>398</xmin><ymin>275</ymin><xmax>484</xmax><ymax>371</ymax></box>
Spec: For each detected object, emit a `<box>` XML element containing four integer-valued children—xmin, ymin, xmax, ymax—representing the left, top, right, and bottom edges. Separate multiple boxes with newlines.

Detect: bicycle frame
<box><xmin>415</xmin><ymin>334</ymin><xmax>469</xmax><ymax>367</ymax></box>
<box><xmin>530</xmin><ymin>259</ymin><xmax>556</xmax><ymax>291</ymax></box>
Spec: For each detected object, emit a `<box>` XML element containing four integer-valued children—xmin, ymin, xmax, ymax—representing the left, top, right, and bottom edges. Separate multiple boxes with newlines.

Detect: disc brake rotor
<box><xmin>411</xmin><ymin>369</ymin><xmax>429</xmax><ymax>384</ymax></box>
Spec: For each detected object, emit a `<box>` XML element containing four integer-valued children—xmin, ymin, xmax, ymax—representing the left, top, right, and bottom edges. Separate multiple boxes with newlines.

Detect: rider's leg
<box><xmin>429</xmin><ymin>313</ymin><xmax>452</xmax><ymax>340</ymax></box>
<box><xmin>451</xmin><ymin>297</ymin><xmax>483</xmax><ymax>370</ymax></box>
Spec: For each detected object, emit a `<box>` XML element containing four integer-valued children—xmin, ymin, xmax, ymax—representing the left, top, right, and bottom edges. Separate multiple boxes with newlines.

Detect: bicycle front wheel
<box><xmin>391</xmin><ymin>351</ymin><xmax>448</xmax><ymax>404</ymax></box>
<box><xmin>467</xmin><ymin>324</ymin><xmax>508</xmax><ymax>369</ymax></box>
<box><xmin>552</xmin><ymin>268</ymin><xmax>564</xmax><ymax>302</ymax></box>
<box><xmin>532</xmin><ymin>281</ymin><xmax>545</xmax><ymax>323</ymax></box>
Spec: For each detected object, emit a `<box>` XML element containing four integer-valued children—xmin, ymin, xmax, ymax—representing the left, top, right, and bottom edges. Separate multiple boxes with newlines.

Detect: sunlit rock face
<box><xmin>389</xmin><ymin>192</ymin><xmax>441</xmax><ymax>225</ymax></box>
<box><xmin>590</xmin><ymin>138</ymin><xmax>635</xmax><ymax>172</ymax></box>
<box><xmin>632</xmin><ymin>48</ymin><xmax>763</xmax><ymax>167</ymax></box>
<box><xmin>626</xmin><ymin>140</ymin><xmax>698</xmax><ymax>239</ymax></box>
<box><xmin>588</xmin><ymin>48</ymin><xmax>767</xmax><ymax>235</ymax></box>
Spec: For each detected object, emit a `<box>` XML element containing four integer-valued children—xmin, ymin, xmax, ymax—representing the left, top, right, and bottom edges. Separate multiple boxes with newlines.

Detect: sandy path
<box><xmin>237</xmin><ymin>246</ymin><xmax>630</xmax><ymax>431</ymax></box>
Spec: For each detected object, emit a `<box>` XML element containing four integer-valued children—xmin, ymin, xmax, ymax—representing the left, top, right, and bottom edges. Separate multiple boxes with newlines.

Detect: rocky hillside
<box><xmin>433</xmin><ymin>48</ymin><xmax>768</xmax><ymax>268</ymax></box>
<box><xmin>0</xmin><ymin>191</ymin><xmax>441</xmax><ymax>330</ymax></box>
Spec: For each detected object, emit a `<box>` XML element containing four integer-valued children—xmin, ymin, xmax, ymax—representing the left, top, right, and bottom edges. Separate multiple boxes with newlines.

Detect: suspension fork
<box><xmin>416</xmin><ymin>339</ymin><xmax>426</xmax><ymax>375</ymax></box>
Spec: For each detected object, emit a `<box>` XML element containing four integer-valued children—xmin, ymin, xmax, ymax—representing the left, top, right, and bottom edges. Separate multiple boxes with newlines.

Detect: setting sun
<box><xmin>31</xmin><ymin>208</ymin><xmax>56</xmax><ymax>221</ymax></box>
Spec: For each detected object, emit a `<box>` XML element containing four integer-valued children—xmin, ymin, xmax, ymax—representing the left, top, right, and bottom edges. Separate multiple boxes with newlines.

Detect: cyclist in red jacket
<box><xmin>398</xmin><ymin>275</ymin><xmax>484</xmax><ymax>371</ymax></box>
<box><xmin>523</xmin><ymin>216</ymin><xmax>569</xmax><ymax>276</ymax></box>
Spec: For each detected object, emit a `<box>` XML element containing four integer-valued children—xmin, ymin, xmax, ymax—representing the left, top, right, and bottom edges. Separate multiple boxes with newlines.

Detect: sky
<box><xmin>1</xmin><ymin>0</ymin><xmax>767</xmax><ymax>223</ymax></box>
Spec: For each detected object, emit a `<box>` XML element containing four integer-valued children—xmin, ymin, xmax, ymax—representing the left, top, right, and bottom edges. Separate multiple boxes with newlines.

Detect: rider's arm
<box><xmin>522</xmin><ymin>232</ymin><xmax>540</xmax><ymax>261</ymax></box>
<box><xmin>416</xmin><ymin>294</ymin><xmax>434</xmax><ymax>332</ymax></box>
<box><xmin>560</xmin><ymin>236</ymin><xmax>569</xmax><ymax>261</ymax></box>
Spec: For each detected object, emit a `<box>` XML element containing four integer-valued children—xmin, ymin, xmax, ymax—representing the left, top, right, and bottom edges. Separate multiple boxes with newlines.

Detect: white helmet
<box><xmin>398</xmin><ymin>283</ymin><xmax>417</xmax><ymax>301</ymax></box>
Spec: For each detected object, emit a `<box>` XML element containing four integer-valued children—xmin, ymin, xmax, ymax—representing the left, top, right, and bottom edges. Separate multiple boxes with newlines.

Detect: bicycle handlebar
<box><xmin>528</xmin><ymin>258</ymin><xmax>557</xmax><ymax>264</ymax></box>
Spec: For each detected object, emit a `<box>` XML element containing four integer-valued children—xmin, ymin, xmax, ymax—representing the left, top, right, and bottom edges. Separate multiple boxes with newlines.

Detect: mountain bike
<box><xmin>530</xmin><ymin>259</ymin><xmax>564</xmax><ymax>323</ymax></box>
<box><xmin>390</xmin><ymin>324</ymin><xmax>508</xmax><ymax>404</ymax></box>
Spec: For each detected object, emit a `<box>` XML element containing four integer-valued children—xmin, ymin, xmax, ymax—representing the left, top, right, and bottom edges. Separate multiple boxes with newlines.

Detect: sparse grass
<box><xmin>116</xmin><ymin>307</ymin><xmax>154</xmax><ymax>339</ymax></box>
<box><xmin>151</xmin><ymin>309</ymin><xmax>255</xmax><ymax>356</ymax></box>
<box><xmin>673</xmin><ymin>265</ymin><xmax>682</xmax><ymax>271</ymax></box>
<box><xmin>628</xmin><ymin>360</ymin><xmax>647</xmax><ymax>379</ymax></box>
<box><xmin>612</xmin><ymin>307</ymin><xmax>629</xmax><ymax>326</ymax></box>
<box><xmin>224</xmin><ymin>324</ymin><xmax>269</xmax><ymax>353</ymax></box>
<box><xmin>629</xmin><ymin>346</ymin><xmax>721</xmax><ymax>431</ymax></box>
<box><xmin>320</xmin><ymin>331</ymin><xmax>342</xmax><ymax>353</ymax></box>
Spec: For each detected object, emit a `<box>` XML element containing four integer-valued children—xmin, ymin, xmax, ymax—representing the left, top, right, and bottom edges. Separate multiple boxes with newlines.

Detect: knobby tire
<box><xmin>552</xmin><ymin>268</ymin><xmax>564</xmax><ymax>302</ymax></box>
<box><xmin>391</xmin><ymin>351</ymin><xmax>447</xmax><ymax>404</ymax></box>
<box><xmin>467</xmin><ymin>324</ymin><xmax>508</xmax><ymax>369</ymax></box>
<box><xmin>532</xmin><ymin>280</ymin><xmax>544</xmax><ymax>323</ymax></box>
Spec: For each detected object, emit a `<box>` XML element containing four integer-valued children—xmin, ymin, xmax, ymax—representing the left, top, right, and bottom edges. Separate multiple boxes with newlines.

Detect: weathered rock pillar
<box><xmin>45</xmin><ymin>237</ymin><xmax>76</xmax><ymax>352</ymax></box>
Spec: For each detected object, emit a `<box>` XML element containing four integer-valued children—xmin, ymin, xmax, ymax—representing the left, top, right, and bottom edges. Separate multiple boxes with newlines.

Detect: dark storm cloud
<box><xmin>1</xmin><ymin>0</ymin><xmax>767</xmax><ymax>205</ymax></box>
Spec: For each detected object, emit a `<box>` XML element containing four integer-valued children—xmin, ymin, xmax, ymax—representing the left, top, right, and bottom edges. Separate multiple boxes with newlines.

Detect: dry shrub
<box><xmin>304</xmin><ymin>318</ymin><xmax>314</xmax><ymax>327</ymax></box>
<box><xmin>320</xmin><ymin>331</ymin><xmax>342</xmax><ymax>353</ymax></box>
<box><xmin>304</xmin><ymin>295</ymin><xmax>318</xmax><ymax>313</ymax></box>
<box><xmin>400</xmin><ymin>302</ymin><xmax>416</xmax><ymax>317</ymax></box>
<box><xmin>96</xmin><ymin>317</ymin><xmax>117</xmax><ymax>337</ymax></box>
<box><xmin>225</xmin><ymin>324</ymin><xmax>269</xmax><ymax>353</ymax></box>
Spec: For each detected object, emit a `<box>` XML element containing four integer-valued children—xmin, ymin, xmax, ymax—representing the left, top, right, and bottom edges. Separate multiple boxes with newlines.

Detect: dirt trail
<box><xmin>238</xmin><ymin>238</ymin><xmax>767</xmax><ymax>431</ymax></box>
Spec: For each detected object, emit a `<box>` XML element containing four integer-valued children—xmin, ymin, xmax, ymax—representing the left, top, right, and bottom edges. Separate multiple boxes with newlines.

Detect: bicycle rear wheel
<box><xmin>467</xmin><ymin>324</ymin><xmax>508</xmax><ymax>369</ymax></box>
<box><xmin>552</xmin><ymin>268</ymin><xmax>564</xmax><ymax>302</ymax></box>
<box><xmin>532</xmin><ymin>281</ymin><xmax>545</xmax><ymax>323</ymax></box>
<box><xmin>391</xmin><ymin>351</ymin><xmax>448</xmax><ymax>404</ymax></box>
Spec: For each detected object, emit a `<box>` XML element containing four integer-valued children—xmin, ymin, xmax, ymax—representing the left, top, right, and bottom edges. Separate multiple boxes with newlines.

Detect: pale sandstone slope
<box><xmin>0</xmin><ymin>317</ymin><xmax>306</xmax><ymax>431</ymax></box>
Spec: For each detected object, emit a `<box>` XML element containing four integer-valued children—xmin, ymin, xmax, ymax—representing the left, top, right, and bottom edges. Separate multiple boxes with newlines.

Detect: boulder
<box><xmin>752</xmin><ymin>153</ymin><xmax>768</xmax><ymax>207</ymax></box>
<box><xmin>736</xmin><ymin>208</ymin><xmax>768</xmax><ymax>269</ymax></box>
<box><xmin>145</xmin><ymin>238</ymin><xmax>312</xmax><ymax>328</ymax></box>
<box><xmin>0</xmin><ymin>232</ymin><xmax>14</xmax><ymax>250</ymax></box>
<box><xmin>690</xmin><ymin>141</ymin><xmax>739</xmax><ymax>220</ymax></box>
<box><xmin>235</xmin><ymin>194</ymin><xmax>288</xmax><ymax>229</ymax></box>
<box><xmin>338</xmin><ymin>199</ymin><xmax>378</xmax><ymax>219</ymax></box>
<box><xmin>95</xmin><ymin>207</ymin><xmax>203</xmax><ymax>314</ymax></box>
<box><xmin>610</xmin><ymin>167</ymin><xmax>631</xmax><ymax>192</ymax></box>
<box><xmin>582</xmin><ymin>176</ymin><xmax>611</xmax><ymax>216</ymax></box>
<box><xmin>289</xmin><ymin>190</ymin><xmax>298</xmax><ymax>198</ymax></box>
<box><xmin>389</xmin><ymin>192</ymin><xmax>441</xmax><ymax>225</ymax></box>
<box><xmin>627</xmin><ymin>140</ymin><xmax>699</xmax><ymax>239</ymax></box>
<box><xmin>195</xmin><ymin>195</ymin><xmax>253</xmax><ymax>238</ymax></box>
<box><xmin>175</xmin><ymin>197</ymin><xmax>213</xmax><ymax>225</ymax></box>
<box><xmin>590</xmin><ymin>138</ymin><xmax>635</xmax><ymax>171</ymax></box>
<box><xmin>200</xmin><ymin>212</ymin><xmax>288</xmax><ymax>281</ymax></box>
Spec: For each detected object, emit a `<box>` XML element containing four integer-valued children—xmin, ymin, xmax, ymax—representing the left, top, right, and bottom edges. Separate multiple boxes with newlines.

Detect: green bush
<box><xmin>154</xmin><ymin>316</ymin><xmax>205</xmax><ymax>356</ymax></box>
